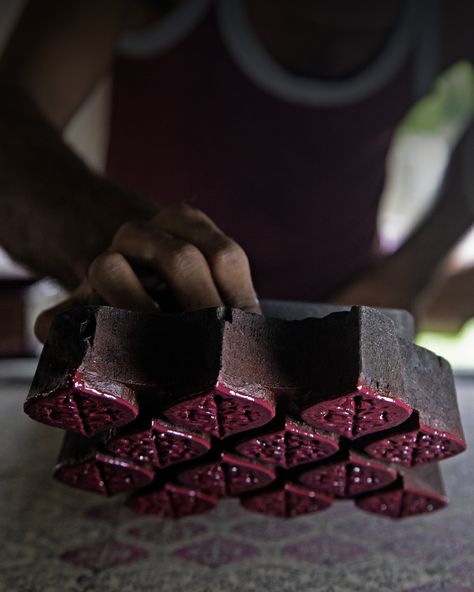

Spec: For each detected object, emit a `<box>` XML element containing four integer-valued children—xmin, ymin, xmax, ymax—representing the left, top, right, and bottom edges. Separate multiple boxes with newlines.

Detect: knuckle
<box><xmin>89</xmin><ymin>252</ymin><xmax>124</xmax><ymax>280</ymax></box>
<box><xmin>212</xmin><ymin>240</ymin><xmax>248</xmax><ymax>271</ymax></box>
<box><xmin>165</xmin><ymin>242</ymin><xmax>203</xmax><ymax>273</ymax></box>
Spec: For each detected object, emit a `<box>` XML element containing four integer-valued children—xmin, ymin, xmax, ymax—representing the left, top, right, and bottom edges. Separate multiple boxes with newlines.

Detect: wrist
<box><xmin>65</xmin><ymin>177</ymin><xmax>158</xmax><ymax>287</ymax></box>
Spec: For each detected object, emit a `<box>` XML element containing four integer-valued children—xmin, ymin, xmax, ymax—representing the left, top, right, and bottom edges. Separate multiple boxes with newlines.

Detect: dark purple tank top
<box><xmin>106</xmin><ymin>3</ymin><xmax>422</xmax><ymax>300</ymax></box>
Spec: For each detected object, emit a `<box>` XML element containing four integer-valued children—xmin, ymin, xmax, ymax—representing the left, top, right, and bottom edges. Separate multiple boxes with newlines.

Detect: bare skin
<box><xmin>0</xmin><ymin>0</ymin><xmax>262</xmax><ymax>342</ymax></box>
<box><xmin>331</xmin><ymin>121</ymin><xmax>474</xmax><ymax>314</ymax></box>
<box><xmin>34</xmin><ymin>203</ymin><xmax>260</xmax><ymax>341</ymax></box>
<box><xmin>0</xmin><ymin>0</ymin><xmax>473</xmax><ymax>341</ymax></box>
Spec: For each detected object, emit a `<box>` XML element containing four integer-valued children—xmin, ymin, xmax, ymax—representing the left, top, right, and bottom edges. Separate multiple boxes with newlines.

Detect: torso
<box><xmin>107</xmin><ymin>0</ymin><xmax>443</xmax><ymax>300</ymax></box>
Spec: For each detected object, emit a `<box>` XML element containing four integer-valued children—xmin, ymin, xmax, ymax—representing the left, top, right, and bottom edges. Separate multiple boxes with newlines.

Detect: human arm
<box><xmin>0</xmin><ymin>0</ymin><xmax>158</xmax><ymax>287</ymax></box>
<box><xmin>331</xmin><ymin>120</ymin><xmax>474</xmax><ymax>313</ymax></box>
<box><xmin>0</xmin><ymin>0</ymin><xmax>260</xmax><ymax>339</ymax></box>
<box><xmin>331</xmin><ymin>0</ymin><xmax>474</xmax><ymax>318</ymax></box>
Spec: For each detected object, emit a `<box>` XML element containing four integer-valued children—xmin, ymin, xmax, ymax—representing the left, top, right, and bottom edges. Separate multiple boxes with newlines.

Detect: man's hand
<box><xmin>35</xmin><ymin>203</ymin><xmax>261</xmax><ymax>342</ymax></box>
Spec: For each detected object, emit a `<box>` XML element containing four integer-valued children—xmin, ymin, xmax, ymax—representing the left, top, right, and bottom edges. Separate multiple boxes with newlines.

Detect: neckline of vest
<box><xmin>119</xmin><ymin>0</ymin><xmax>430</xmax><ymax>107</ymax></box>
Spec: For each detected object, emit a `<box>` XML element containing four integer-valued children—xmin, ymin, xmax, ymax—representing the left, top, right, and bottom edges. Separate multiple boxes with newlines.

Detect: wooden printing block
<box><xmin>288</xmin><ymin>307</ymin><xmax>415</xmax><ymax>439</ymax></box>
<box><xmin>159</xmin><ymin>309</ymin><xmax>278</xmax><ymax>436</ymax></box>
<box><xmin>53</xmin><ymin>432</ymin><xmax>154</xmax><ymax>496</ymax></box>
<box><xmin>355</xmin><ymin>463</ymin><xmax>447</xmax><ymax>518</ymax></box>
<box><xmin>298</xmin><ymin>450</ymin><xmax>398</xmax><ymax>498</ymax></box>
<box><xmin>25</xmin><ymin>303</ymin><xmax>462</xmax><ymax>447</ymax></box>
<box><xmin>104</xmin><ymin>418</ymin><xmax>211</xmax><ymax>468</ymax></box>
<box><xmin>164</xmin><ymin>303</ymin><xmax>416</xmax><ymax>441</ymax></box>
<box><xmin>260</xmin><ymin>299</ymin><xmax>415</xmax><ymax>342</ymax></box>
<box><xmin>25</xmin><ymin>305</ymin><xmax>411</xmax><ymax>441</ymax></box>
<box><xmin>232</xmin><ymin>417</ymin><xmax>339</xmax><ymax>469</ymax></box>
<box><xmin>25</xmin><ymin>306</ymin><xmax>277</xmax><ymax>438</ymax></box>
<box><xmin>127</xmin><ymin>481</ymin><xmax>218</xmax><ymax>518</ymax></box>
<box><xmin>362</xmin><ymin>342</ymin><xmax>466</xmax><ymax>466</ymax></box>
<box><xmin>240</xmin><ymin>481</ymin><xmax>333</xmax><ymax>518</ymax></box>
<box><xmin>176</xmin><ymin>451</ymin><xmax>276</xmax><ymax>497</ymax></box>
<box><xmin>24</xmin><ymin>307</ymin><xmax>140</xmax><ymax>437</ymax></box>
<box><xmin>165</xmin><ymin>306</ymin><xmax>417</xmax><ymax>441</ymax></box>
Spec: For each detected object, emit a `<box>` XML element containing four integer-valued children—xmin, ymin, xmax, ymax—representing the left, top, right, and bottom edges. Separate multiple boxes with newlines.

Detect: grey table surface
<box><xmin>0</xmin><ymin>358</ymin><xmax>473</xmax><ymax>592</ymax></box>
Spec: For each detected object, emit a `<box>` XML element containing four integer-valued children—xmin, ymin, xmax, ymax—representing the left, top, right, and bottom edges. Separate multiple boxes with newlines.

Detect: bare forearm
<box><xmin>0</xmin><ymin>0</ymin><xmax>259</xmax><ymax>339</ymax></box>
<box><xmin>331</xmin><ymin>123</ymin><xmax>474</xmax><ymax>312</ymax></box>
<box><xmin>0</xmin><ymin>83</ymin><xmax>155</xmax><ymax>288</ymax></box>
<box><xmin>388</xmin><ymin>123</ymin><xmax>474</xmax><ymax>299</ymax></box>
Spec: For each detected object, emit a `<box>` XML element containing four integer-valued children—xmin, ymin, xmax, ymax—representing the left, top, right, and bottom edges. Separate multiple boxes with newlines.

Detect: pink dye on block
<box><xmin>234</xmin><ymin>418</ymin><xmax>339</xmax><ymax>469</ymax></box>
<box><xmin>355</xmin><ymin>484</ymin><xmax>447</xmax><ymax>518</ymax></box>
<box><xmin>54</xmin><ymin>452</ymin><xmax>154</xmax><ymax>496</ymax></box>
<box><xmin>301</xmin><ymin>383</ymin><xmax>412</xmax><ymax>440</ymax></box>
<box><xmin>104</xmin><ymin>419</ymin><xmax>211</xmax><ymax>468</ymax></box>
<box><xmin>364</xmin><ymin>423</ymin><xmax>467</xmax><ymax>467</ymax></box>
<box><xmin>177</xmin><ymin>452</ymin><xmax>276</xmax><ymax>497</ymax></box>
<box><xmin>241</xmin><ymin>482</ymin><xmax>333</xmax><ymax>518</ymax></box>
<box><xmin>362</xmin><ymin>342</ymin><xmax>466</xmax><ymax>466</ymax></box>
<box><xmin>355</xmin><ymin>463</ymin><xmax>447</xmax><ymax>518</ymax></box>
<box><xmin>163</xmin><ymin>382</ymin><xmax>276</xmax><ymax>439</ymax></box>
<box><xmin>24</xmin><ymin>371</ymin><xmax>138</xmax><ymax>437</ymax></box>
<box><xmin>299</xmin><ymin>451</ymin><xmax>397</xmax><ymax>497</ymax></box>
<box><xmin>127</xmin><ymin>483</ymin><xmax>218</xmax><ymax>518</ymax></box>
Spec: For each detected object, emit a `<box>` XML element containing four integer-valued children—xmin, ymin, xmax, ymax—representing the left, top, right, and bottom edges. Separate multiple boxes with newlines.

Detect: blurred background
<box><xmin>0</xmin><ymin>0</ymin><xmax>473</xmax><ymax>368</ymax></box>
